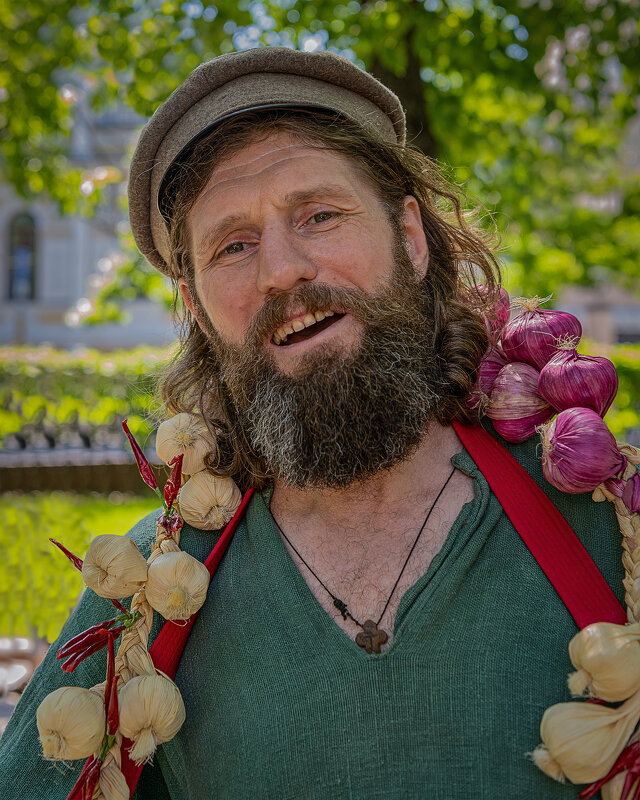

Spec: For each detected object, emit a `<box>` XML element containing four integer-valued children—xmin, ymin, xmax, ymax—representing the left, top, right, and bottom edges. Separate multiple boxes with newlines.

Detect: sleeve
<box><xmin>0</xmin><ymin>511</ymin><xmax>172</xmax><ymax>800</ymax></box>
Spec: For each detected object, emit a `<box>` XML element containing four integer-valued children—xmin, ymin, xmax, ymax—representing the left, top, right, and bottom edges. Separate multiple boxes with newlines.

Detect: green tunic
<box><xmin>0</xmin><ymin>429</ymin><xmax>626</xmax><ymax>799</ymax></box>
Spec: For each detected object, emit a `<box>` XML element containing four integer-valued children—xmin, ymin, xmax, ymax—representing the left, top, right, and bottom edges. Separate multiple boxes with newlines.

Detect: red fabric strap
<box><xmin>452</xmin><ymin>421</ymin><xmax>626</xmax><ymax>629</ymax></box>
<box><xmin>121</xmin><ymin>488</ymin><xmax>254</xmax><ymax>795</ymax></box>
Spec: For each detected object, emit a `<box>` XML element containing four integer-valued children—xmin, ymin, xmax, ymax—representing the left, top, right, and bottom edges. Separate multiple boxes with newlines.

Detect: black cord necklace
<box><xmin>270</xmin><ymin>465</ymin><xmax>457</xmax><ymax>654</ymax></box>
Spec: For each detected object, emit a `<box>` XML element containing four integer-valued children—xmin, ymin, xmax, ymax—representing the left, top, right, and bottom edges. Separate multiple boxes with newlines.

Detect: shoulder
<box><xmin>479</xmin><ymin>419</ymin><xmax>625</xmax><ymax>602</ymax></box>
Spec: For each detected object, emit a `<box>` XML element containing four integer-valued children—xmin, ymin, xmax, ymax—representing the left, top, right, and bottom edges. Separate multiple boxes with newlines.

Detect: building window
<box><xmin>8</xmin><ymin>213</ymin><xmax>36</xmax><ymax>300</ymax></box>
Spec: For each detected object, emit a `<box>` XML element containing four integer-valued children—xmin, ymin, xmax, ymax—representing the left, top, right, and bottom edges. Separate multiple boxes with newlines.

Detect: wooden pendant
<box><xmin>355</xmin><ymin>619</ymin><xmax>389</xmax><ymax>654</ymax></box>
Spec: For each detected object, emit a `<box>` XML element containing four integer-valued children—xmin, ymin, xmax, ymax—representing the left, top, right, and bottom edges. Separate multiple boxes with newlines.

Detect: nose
<box><xmin>256</xmin><ymin>223</ymin><xmax>318</xmax><ymax>294</ymax></box>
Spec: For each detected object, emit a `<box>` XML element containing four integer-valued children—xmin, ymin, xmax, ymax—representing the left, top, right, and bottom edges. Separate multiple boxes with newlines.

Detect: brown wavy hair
<box><xmin>158</xmin><ymin>108</ymin><xmax>501</xmax><ymax>490</ymax></box>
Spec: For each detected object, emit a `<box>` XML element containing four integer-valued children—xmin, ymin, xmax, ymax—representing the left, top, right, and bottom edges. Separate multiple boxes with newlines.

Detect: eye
<box><xmin>310</xmin><ymin>211</ymin><xmax>337</xmax><ymax>224</ymax></box>
<box><xmin>220</xmin><ymin>242</ymin><xmax>247</xmax><ymax>256</ymax></box>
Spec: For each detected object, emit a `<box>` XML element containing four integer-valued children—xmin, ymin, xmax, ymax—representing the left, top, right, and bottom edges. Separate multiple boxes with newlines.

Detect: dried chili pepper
<box><xmin>122</xmin><ymin>419</ymin><xmax>159</xmax><ymax>491</ymax></box>
<box><xmin>580</xmin><ymin>741</ymin><xmax>640</xmax><ymax>799</ymax></box>
<box><xmin>164</xmin><ymin>453</ymin><xmax>183</xmax><ymax>510</ymax></box>
<box><xmin>65</xmin><ymin>756</ymin><xmax>96</xmax><ymax>800</ymax></box>
<box><xmin>107</xmin><ymin>673</ymin><xmax>119</xmax><ymax>735</ymax></box>
<box><xmin>61</xmin><ymin>626</ymin><xmax>125</xmax><ymax>672</ymax></box>
<box><xmin>82</xmin><ymin>758</ymin><xmax>102</xmax><ymax>800</ymax></box>
<box><xmin>49</xmin><ymin>539</ymin><xmax>83</xmax><ymax>572</ymax></box>
<box><xmin>110</xmin><ymin>598</ymin><xmax>128</xmax><ymax>614</ymax></box>
<box><xmin>57</xmin><ymin>620</ymin><xmax>115</xmax><ymax>660</ymax></box>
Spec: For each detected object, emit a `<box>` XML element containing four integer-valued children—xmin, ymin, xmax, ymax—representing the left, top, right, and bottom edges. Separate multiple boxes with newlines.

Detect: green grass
<box><xmin>0</xmin><ymin>492</ymin><xmax>159</xmax><ymax>642</ymax></box>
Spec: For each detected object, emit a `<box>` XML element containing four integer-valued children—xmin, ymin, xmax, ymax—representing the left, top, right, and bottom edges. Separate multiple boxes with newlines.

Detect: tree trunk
<box><xmin>368</xmin><ymin>27</ymin><xmax>438</xmax><ymax>159</ymax></box>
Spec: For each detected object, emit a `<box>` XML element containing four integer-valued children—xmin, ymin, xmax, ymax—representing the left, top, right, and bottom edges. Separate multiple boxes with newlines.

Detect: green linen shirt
<box><xmin>0</xmin><ymin>429</ymin><xmax>626</xmax><ymax>799</ymax></box>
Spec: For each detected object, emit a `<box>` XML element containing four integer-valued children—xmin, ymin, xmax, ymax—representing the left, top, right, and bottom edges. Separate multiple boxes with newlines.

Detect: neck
<box><xmin>270</xmin><ymin>423</ymin><xmax>465</xmax><ymax>527</ymax></box>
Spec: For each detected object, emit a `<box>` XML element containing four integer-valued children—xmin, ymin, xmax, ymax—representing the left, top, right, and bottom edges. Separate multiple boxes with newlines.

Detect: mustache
<box><xmin>244</xmin><ymin>271</ymin><xmax>423</xmax><ymax>350</ymax></box>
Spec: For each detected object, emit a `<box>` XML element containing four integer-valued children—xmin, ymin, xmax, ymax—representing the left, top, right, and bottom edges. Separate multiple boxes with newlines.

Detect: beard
<box><xmin>192</xmin><ymin>245</ymin><xmax>445</xmax><ymax>490</ymax></box>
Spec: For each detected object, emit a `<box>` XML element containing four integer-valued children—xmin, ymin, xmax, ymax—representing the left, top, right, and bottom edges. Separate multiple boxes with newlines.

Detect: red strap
<box><xmin>452</xmin><ymin>421</ymin><xmax>626</xmax><ymax>629</ymax></box>
<box><xmin>121</xmin><ymin>488</ymin><xmax>254</xmax><ymax>795</ymax></box>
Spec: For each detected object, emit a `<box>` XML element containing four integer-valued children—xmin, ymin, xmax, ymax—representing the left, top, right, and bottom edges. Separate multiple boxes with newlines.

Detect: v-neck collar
<box><xmin>248</xmin><ymin>449</ymin><xmax>493</xmax><ymax>661</ymax></box>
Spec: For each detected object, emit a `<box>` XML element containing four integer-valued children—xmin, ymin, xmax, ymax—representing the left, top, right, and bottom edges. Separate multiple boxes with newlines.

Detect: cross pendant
<box><xmin>355</xmin><ymin>619</ymin><xmax>389</xmax><ymax>654</ymax></box>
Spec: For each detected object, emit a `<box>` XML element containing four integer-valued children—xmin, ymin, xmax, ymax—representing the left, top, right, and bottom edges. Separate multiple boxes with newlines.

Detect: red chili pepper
<box><xmin>122</xmin><ymin>419</ymin><xmax>158</xmax><ymax>490</ymax></box>
<box><xmin>65</xmin><ymin>756</ymin><xmax>96</xmax><ymax>800</ymax></box>
<box><xmin>57</xmin><ymin>620</ymin><xmax>116</xmax><ymax>659</ymax></box>
<box><xmin>110</xmin><ymin>598</ymin><xmax>128</xmax><ymax>614</ymax></box>
<box><xmin>579</xmin><ymin>741</ymin><xmax>640</xmax><ymax>798</ymax></box>
<box><xmin>107</xmin><ymin>673</ymin><xmax>119</xmax><ymax>735</ymax></box>
<box><xmin>61</xmin><ymin>626</ymin><xmax>125</xmax><ymax>672</ymax></box>
<box><xmin>50</xmin><ymin>539</ymin><xmax>83</xmax><ymax>572</ymax></box>
<box><xmin>82</xmin><ymin>758</ymin><xmax>102</xmax><ymax>800</ymax></box>
<box><xmin>164</xmin><ymin>453</ymin><xmax>183</xmax><ymax>509</ymax></box>
<box><xmin>104</xmin><ymin>633</ymin><xmax>115</xmax><ymax>718</ymax></box>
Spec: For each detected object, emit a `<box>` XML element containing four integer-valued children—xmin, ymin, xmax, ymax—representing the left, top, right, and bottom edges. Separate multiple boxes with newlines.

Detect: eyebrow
<box><xmin>193</xmin><ymin>183</ymin><xmax>358</xmax><ymax>261</ymax></box>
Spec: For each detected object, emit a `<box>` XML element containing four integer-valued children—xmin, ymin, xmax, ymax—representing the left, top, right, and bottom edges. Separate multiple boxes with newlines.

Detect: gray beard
<box><xmin>196</xmin><ymin>250</ymin><xmax>445</xmax><ymax>489</ymax></box>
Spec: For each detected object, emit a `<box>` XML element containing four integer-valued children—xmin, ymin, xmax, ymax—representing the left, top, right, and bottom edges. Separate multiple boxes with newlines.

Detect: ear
<box><xmin>402</xmin><ymin>195</ymin><xmax>429</xmax><ymax>280</ymax></box>
<box><xmin>178</xmin><ymin>278</ymin><xmax>206</xmax><ymax>334</ymax></box>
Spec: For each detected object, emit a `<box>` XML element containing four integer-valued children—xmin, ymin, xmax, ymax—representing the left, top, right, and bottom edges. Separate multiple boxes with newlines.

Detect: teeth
<box><xmin>272</xmin><ymin>310</ymin><xmax>337</xmax><ymax>345</ymax></box>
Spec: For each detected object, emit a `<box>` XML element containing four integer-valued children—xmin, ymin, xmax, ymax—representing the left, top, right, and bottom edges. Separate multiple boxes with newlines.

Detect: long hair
<box><xmin>158</xmin><ymin>108</ymin><xmax>501</xmax><ymax>490</ymax></box>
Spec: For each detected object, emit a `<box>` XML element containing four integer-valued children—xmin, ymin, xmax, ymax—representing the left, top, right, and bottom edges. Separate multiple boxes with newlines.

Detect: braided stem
<box><xmin>593</xmin><ymin>443</ymin><xmax>640</xmax><ymax>623</ymax></box>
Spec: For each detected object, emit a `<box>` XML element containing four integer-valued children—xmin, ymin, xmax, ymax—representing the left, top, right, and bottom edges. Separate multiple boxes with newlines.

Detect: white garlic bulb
<box><xmin>533</xmin><ymin>688</ymin><xmax>640</xmax><ymax>784</ymax></box>
<box><xmin>37</xmin><ymin>686</ymin><xmax>105</xmax><ymax>761</ymax></box>
<box><xmin>178</xmin><ymin>471</ymin><xmax>241</xmax><ymax>530</ymax></box>
<box><xmin>568</xmin><ymin>621</ymin><xmax>640</xmax><ymax>702</ymax></box>
<box><xmin>144</xmin><ymin>550</ymin><xmax>210</xmax><ymax>620</ymax></box>
<box><xmin>82</xmin><ymin>534</ymin><xmax>149</xmax><ymax>599</ymax></box>
<box><xmin>118</xmin><ymin>674</ymin><xmax>186</xmax><ymax>765</ymax></box>
<box><xmin>155</xmin><ymin>413</ymin><xmax>216</xmax><ymax>474</ymax></box>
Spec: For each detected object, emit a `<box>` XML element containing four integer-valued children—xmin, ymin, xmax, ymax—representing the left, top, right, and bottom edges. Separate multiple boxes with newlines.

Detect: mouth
<box><xmin>271</xmin><ymin>310</ymin><xmax>346</xmax><ymax>347</ymax></box>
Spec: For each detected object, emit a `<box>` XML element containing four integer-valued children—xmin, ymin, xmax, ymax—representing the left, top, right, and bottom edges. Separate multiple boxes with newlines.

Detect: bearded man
<box><xmin>0</xmin><ymin>48</ymin><xmax>627</xmax><ymax>800</ymax></box>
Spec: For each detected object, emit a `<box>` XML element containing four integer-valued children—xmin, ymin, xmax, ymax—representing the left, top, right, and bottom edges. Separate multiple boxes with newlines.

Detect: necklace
<box><xmin>270</xmin><ymin>465</ymin><xmax>457</xmax><ymax>654</ymax></box>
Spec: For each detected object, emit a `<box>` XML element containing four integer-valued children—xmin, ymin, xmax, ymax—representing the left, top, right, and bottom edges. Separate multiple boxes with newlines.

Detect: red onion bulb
<box><xmin>476</xmin><ymin>344</ymin><xmax>509</xmax><ymax>397</ymax></box>
<box><xmin>540</xmin><ymin>407</ymin><xmax>626</xmax><ymax>494</ymax></box>
<box><xmin>487</xmin><ymin>362</ymin><xmax>555</xmax><ymax>443</ymax></box>
<box><xmin>538</xmin><ymin>346</ymin><xmax>618</xmax><ymax>417</ymax></box>
<box><xmin>484</xmin><ymin>286</ymin><xmax>511</xmax><ymax>337</ymax></box>
<box><xmin>501</xmin><ymin>297</ymin><xmax>582</xmax><ymax>370</ymax></box>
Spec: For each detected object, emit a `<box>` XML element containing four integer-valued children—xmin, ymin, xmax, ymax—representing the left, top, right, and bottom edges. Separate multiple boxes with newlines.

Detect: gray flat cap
<box><xmin>128</xmin><ymin>47</ymin><xmax>406</xmax><ymax>275</ymax></box>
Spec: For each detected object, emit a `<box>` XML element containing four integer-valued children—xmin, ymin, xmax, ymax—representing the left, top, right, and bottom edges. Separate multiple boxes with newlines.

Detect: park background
<box><xmin>0</xmin><ymin>0</ymin><xmax>639</xmax><ymax>731</ymax></box>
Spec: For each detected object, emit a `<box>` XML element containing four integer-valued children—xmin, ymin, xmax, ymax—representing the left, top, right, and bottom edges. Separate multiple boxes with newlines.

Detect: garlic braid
<box><xmin>89</xmin><ymin>512</ymin><xmax>187</xmax><ymax>799</ymax></box>
<box><xmin>593</xmin><ymin>443</ymin><xmax>640</xmax><ymax>624</ymax></box>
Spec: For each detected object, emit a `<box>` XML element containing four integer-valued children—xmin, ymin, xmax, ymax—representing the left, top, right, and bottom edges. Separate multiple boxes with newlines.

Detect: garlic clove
<box><xmin>155</xmin><ymin>413</ymin><xmax>216</xmax><ymax>474</ymax></box>
<box><xmin>538</xmin><ymin>347</ymin><xmax>618</xmax><ymax>418</ymax></box>
<box><xmin>118</xmin><ymin>674</ymin><xmax>186</xmax><ymax>765</ymax></box>
<box><xmin>486</xmin><ymin>362</ymin><xmax>554</xmax><ymax>443</ymax></box>
<box><xmin>568</xmin><ymin>622</ymin><xmax>640</xmax><ymax>702</ymax></box>
<box><xmin>144</xmin><ymin>550</ymin><xmax>210</xmax><ymax>620</ymax></box>
<box><xmin>536</xmin><ymin>688</ymin><xmax>640</xmax><ymax>784</ymax></box>
<box><xmin>178</xmin><ymin>471</ymin><xmax>242</xmax><ymax>531</ymax></box>
<box><xmin>37</xmin><ymin>686</ymin><xmax>105</xmax><ymax>761</ymax></box>
<box><xmin>82</xmin><ymin>534</ymin><xmax>149</xmax><ymax>599</ymax></box>
<box><xmin>501</xmin><ymin>298</ymin><xmax>582</xmax><ymax>370</ymax></box>
<box><xmin>540</xmin><ymin>408</ymin><xmax>627</xmax><ymax>494</ymax></box>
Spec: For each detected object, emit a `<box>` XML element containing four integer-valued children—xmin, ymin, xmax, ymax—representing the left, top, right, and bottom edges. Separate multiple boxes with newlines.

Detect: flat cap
<box><xmin>128</xmin><ymin>47</ymin><xmax>406</xmax><ymax>275</ymax></box>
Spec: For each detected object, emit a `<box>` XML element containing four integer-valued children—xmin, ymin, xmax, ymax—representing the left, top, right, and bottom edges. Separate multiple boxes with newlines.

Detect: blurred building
<box><xmin>559</xmin><ymin>285</ymin><xmax>640</xmax><ymax>345</ymax></box>
<box><xmin>0</xmin><ymin>97</ymin><xmax>174</xmax><ymax>349</ymax></box>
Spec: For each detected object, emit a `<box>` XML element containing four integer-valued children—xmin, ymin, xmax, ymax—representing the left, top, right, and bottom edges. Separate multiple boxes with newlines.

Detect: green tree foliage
<box><xmin>0</xmin><ymin>0</ymin><xmax>638</xmax><ymax>299</ymax></box>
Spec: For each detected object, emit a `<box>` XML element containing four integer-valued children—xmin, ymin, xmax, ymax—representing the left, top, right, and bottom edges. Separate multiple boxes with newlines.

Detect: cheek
<box><xmin>196</xmin><ymin>272</ymin><xmax>258</xmax><ymax>342</ymax></box>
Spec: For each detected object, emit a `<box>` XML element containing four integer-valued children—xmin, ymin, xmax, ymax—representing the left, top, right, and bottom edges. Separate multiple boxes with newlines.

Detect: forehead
<box><xmin>190</xmin><ymin>130</ymin><xmax>377</xmax><ymax>214</ymax></box>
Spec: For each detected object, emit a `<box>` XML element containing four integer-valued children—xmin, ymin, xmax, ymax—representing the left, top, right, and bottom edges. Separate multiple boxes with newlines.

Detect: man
<box><xmin>0</xmin><ymin>47</ymin><xmax>625</xmax><ymax>799</ymax></box>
